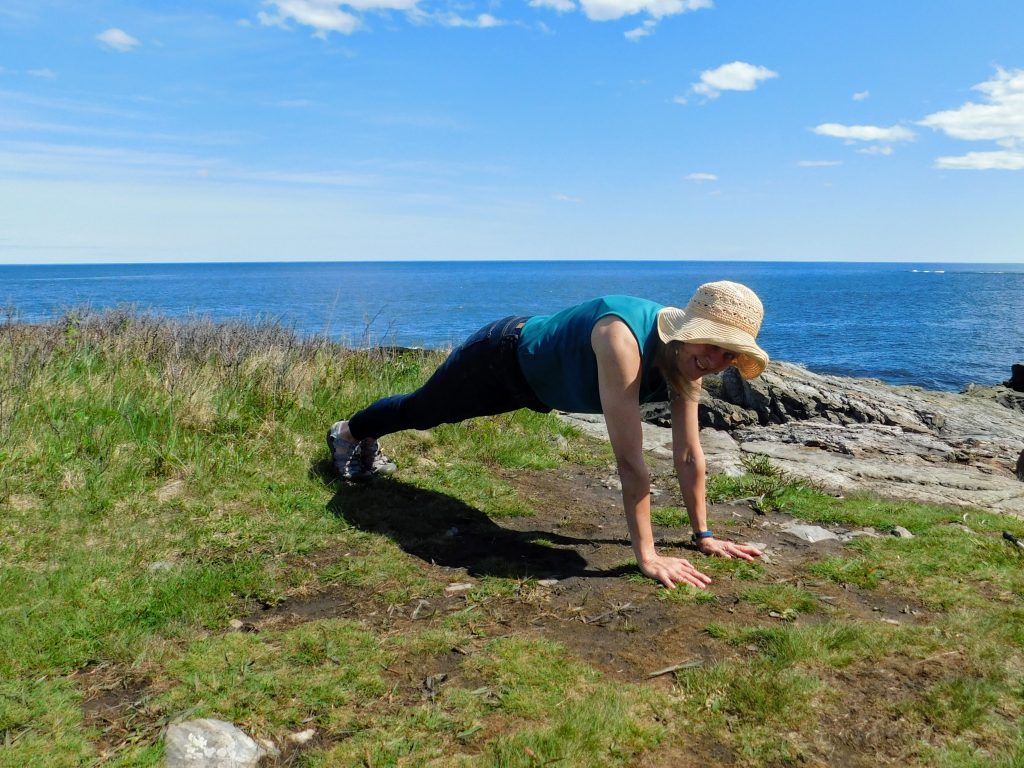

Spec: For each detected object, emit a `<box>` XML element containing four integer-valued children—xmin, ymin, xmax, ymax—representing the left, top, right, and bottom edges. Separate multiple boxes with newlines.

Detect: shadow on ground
<box><xmin>316</xmin><ymin>459</ymin><xmax>633</xmax><ymax>581</ymax></box>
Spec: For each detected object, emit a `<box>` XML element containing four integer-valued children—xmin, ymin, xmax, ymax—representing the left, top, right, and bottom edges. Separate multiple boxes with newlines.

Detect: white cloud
<box><xmin>28</xmin><ymin>68</ymin><xmax>56</xmax><ymax>79</ymax></box>
<box><xmin>578</xmin><ymin>0</ymin><xmax>711</xmax><ymax>23</ymax></box>
<box><xmin>672</xmin><ymin>95</ymin><xmax>687</xmax><ymax>105</ymax></box>
<box><xmin>858</xmin><ymin>145</ymin><xmax>893</xmax><ymax>156</ymax></box>
<box><xmin>96</xmin><ymin>28</ymin><xmax>140</xmax><ymax>52</ymax></box>
<box><xmin>553</xmin><ymin>192</ymin><xmax>581</xmax><ymax>202</ymax></box>
<box><xmin>685</xmin><ymin>172</ymin><xmax>717</xmax><ymax>182</ymax></box>
<box><xmin>813</xmin><ymin>123</ymin><xmax>914</xmax><ymax>142</ymax></box>
<box><xmin>624</xmin><ymin>19</ymin><xmax>657</xmax><ymax>40</ymax></box>
<box><xmin>529</xmin><ymin>0</ymin><xmax>576</xmax><ymax>12</ymax></box>
<box><xmin>918</xmin><ymin>67</ymin><xmax>1024</xmax><ymax>171</ymax></box>
<box><xmin>797</xmin><ymin>160</ymin><xmax>841</xmax><ymax>167</ymax></box>
<box><xmin>852</xmin><ymin>90</ymin><xmax>869</xmax><ymax>101</ymax></box>
<box><xmin>691</xmin><ymin>61</ymin><xmax>777</xmax><ymax>99</ymax></box>
<box><xmin>439</xmin><ymin>12</ymin><xmax>504</xmax><ymax>27</ymax></box>
<box><xmin>258</xmin><ymin>1</ymin><xmax>361</xmax><ymax>35</ymax></box>
<box><xmin>934</xmin><ymin>150</ymin><xmax>1024</xmax><ymax>171</ymax></box>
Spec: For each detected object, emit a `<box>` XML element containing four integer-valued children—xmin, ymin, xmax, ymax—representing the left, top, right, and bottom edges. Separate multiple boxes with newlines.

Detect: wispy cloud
<box><xmin>96</xmin><ymin>28</ymin><xmax>140</xmax><ymax>52</ymax></box>
<box><xmin>852</xmin><ymin>90</ymin><xmax>869</xmax><ymax>101</ymax></box>
<box><xmin>797</xmin><ymin>160</ymin><xmax>841</xmax><ymax>167</ymax></box>
<box><xmin>437</xmin><ymin>12</ymin><xmax>504</xmax><ymax>28</ymax></box>
<box><xmin>691</xmin><ymin>61</ymin><xmax>777</xmax><ymax>99</ymax></box>
<box><xmin>28</xmin><ymin>68</ymin><xmax>56</xmax><ymax>79</ymax></box>
<box><xmin>258</xmin><ymin>0</ymin><xmax>420</xmax><ymax>36</ymax></box>
<box><xmin>919</xmin><ymin>67</ymin><xmax>1024</xmax><ymax>171</ymax></box>
<box><xmin>624</xmin><ymin>19</ymin><xmax>657</xmax><ymax>40</ymax></box>
<box><xmin>685</xmin><ymin>172</ymin><xmax>717</xmax><ymax>182</ymax></box>
<box><xmin>578</xmin><ymin>0</ymin><xmax>711</xmax><ymax>23</ymax></box>
<box><xmin>812</xmin><ymin>122</ymin><xmax>914</xmax><ymax>153</ymax></box>
<box><xmin>932</xmin><ymin>150</ymin><xmax>1024</xmax><ymax>170</ymax></box>
<box><xmin>529</xmin><ymin>0</ymin><xmax>576</xmax><ymax>12</ymax></box>
<box><xmin>553</xmin><ymin>192</ymin><xmax>581</xmax><ymax>202</ymax></box>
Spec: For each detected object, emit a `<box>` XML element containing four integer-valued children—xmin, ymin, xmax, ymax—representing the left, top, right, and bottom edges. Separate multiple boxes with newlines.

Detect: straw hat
<box><xmin>657</xmin><ymin>281</ymin><xmax>769</xmax><ymax>379</ymax></box>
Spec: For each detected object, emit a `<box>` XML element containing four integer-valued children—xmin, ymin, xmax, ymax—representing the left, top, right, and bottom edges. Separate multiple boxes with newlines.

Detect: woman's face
<box><xmin>676</xmin><ymin>342</ymin><xmax>738</xmax><ymax>381</ymax></box>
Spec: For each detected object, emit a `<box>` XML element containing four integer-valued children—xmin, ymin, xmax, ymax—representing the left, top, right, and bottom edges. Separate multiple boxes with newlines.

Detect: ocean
<box><xmin>1</xmin><ymin>260</ymin><xmax>1021</xmax><ymax>392</ymax></box>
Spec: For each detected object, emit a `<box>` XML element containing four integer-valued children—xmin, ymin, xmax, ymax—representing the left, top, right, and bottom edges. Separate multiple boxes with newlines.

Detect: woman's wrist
<box><xmin>691</xmin><ymin>529</ymin><xmax>714</xmax><ymax>543</ymax></box>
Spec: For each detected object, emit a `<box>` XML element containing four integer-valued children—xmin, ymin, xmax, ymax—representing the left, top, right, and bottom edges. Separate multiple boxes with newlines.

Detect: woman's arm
<box><xmin>592</xmin><ymin>318</ymin><xmax>712</xmax><ymax>590</ymax></box>
<box><xmin>671</xmin><ymin>394</ymin><xmax>762</xmax><ymax>561</ymax></box>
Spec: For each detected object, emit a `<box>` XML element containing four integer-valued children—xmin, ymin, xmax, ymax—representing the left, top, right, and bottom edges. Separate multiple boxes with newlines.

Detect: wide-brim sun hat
<box><xmin>657</xmin><ymin>280</ymin><xmax>769</xmax><ymax>380</ymax></box>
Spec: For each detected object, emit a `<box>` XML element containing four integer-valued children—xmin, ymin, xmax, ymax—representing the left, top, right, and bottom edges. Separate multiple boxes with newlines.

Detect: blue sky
<box><xmin>1</xmin><ymin>0</ymin><xmax>1022</xmax><ymax>263</ymax></box>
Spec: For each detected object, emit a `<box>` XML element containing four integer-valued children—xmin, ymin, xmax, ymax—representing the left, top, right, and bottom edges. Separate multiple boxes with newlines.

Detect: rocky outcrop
<box><xmin>600</xmin><ymin>361</ymin><xmax>1024</xmax><ymax>517</ymax></box>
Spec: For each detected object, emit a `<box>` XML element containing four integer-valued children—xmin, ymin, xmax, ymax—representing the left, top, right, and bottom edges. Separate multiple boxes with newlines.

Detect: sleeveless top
<box><xmin>516</xmin><ymin>296</ymin><xmax>668</xmax><ymax>413</ymax></box>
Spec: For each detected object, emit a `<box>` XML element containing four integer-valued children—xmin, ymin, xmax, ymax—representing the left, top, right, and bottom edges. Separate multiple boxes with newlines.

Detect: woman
<box><xmin>328</xmin><ymin>281</ymin><xmax>768</xmax><ymax>589</ymax></box>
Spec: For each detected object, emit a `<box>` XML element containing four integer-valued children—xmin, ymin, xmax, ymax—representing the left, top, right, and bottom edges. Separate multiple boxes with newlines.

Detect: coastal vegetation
<box><xmin>1</xmin><ymin>310</ymin><xmax>1023</xmax><ymax>767</ymax></box>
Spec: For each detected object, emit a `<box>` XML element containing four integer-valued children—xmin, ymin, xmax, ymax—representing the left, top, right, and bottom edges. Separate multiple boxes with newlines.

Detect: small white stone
<box><xmin>445</xmin><ymin>582</ymin><xmax>474</xmax><ymax>595</ymax></box>
<box><xmin>228</xmin><ymin>619</ymin><xmax>245</xmax><ymax>630</ymax></box>
<box><xmin>148</xmin><ymin>560</ymin><xmax>175</xmax><ymax>572</ymax></box>
<box><xmin>537</xmin><ymin>579</ymin><xmax>559</xmax><ymax>587</ymax></box>
<box><xmin>288</xmin><ymin>728</ymin><xmax>317</xmax><ymax>745</ymax></box>
<box><xmin>165</xmin><ymin>719</ymin><xmax>265</xmax><ymax>768</ymax></box>
<box><xmin>891</xmin><ymin>526</ymin><xmax>914</xmax><ymax>539</ymax></box>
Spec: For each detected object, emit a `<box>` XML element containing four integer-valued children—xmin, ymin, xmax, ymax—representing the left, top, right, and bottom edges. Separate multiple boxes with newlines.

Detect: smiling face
<box><xmin>676</xmin><ymin>342</ymin><xmax>739</xmax><ymax>381</ymax></box>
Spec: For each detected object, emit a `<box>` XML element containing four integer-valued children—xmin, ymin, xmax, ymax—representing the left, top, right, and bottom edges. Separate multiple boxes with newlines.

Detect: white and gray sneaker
<box><xmin>327</xmin><ymin>421</ymin><xmax>369</xmax><ymax>481</ymax></box>
<box><xmin>359</xmin><ymin>438</ymin><xmax>397</xmax><ymax>476</ymax></box>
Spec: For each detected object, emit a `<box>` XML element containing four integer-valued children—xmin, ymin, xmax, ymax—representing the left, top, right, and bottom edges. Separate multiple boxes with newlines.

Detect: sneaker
<box><xmin>327</xmin><ymin>421</ymin><xmax>369</xmax><ymax>481</ymax></box>
<box><xmin>359</xmin><ymin>438</ymin><xmax>397</xmax><ymax>476</ymax></box>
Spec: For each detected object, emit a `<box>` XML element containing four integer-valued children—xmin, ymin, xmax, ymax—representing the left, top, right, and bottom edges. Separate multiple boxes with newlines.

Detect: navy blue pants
<box><xmin>348</xmin><ymin>316</ymin><xmax>550</xmax><ymax>440</ymax></box>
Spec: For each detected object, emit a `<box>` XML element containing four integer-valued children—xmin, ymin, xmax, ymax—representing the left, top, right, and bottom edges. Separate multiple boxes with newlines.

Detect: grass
<box><xmin>2</xmin><ymin>309</ymin><xmax>1024</xmax><ymax>766</ymax></box>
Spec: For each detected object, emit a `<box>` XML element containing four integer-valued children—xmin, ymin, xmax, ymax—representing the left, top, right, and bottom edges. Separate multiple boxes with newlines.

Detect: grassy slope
<box><xmin>1</xmin><ymin>311</ymin><xmax>1022</xmax><ymax>767</ymax></box>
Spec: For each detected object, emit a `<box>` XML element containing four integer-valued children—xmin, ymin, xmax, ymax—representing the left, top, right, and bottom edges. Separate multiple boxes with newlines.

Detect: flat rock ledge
<box><xmin>562</xmin><ymin>361</ymin><xmax>1024</xmax><ymax>517</ymax></box>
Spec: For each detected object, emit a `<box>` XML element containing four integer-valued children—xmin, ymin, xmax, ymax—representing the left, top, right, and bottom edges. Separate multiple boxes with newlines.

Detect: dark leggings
<box><xmin>348</xmin><ymin>316</ymin><xmax>550</xmax><ymax>440</ymax></box>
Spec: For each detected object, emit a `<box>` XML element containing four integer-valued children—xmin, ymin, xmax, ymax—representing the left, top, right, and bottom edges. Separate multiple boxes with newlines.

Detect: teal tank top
<box><xmin>516</xmin><ymin>296</ymin><xmax>668</xmax><ymax>413</ymax></box>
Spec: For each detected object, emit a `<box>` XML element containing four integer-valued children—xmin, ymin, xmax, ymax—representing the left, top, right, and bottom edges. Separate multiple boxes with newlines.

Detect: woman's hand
<box><xmin>639</xmin><ymin>554</ymin><xmax>713</xmax><ymax>590</ymax></box>
<box><xmin>697</xmin><ymin>537</ymin><xmax>762</xmax><ymax>561</ymax></box>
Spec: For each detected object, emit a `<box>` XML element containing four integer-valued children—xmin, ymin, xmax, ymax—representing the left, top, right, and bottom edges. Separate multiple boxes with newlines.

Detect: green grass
<box><xmin>3</xmin><ymin>311</ymin><xmax>1024</xmax><ymax>767</ymax></box>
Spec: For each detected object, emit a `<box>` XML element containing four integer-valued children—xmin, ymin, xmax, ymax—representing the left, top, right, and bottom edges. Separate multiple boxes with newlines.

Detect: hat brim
<box><xmin>657</xmin><ymin>308</ymin><xmax>769</xmax><ymax>380</ymax></box>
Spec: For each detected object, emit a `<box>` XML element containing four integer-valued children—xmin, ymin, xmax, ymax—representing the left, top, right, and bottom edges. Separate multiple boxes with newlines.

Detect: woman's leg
<box><xmin>347</xmin><ymin>315</ymin><xmax>545</xmax><ymax>441</ymax></box>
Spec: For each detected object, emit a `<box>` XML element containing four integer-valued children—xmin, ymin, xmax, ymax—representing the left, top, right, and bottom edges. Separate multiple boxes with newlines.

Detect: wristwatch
<box><xmin>692</xmin><ymin>530</ymin><xmax>714</xmax><ymax>543</ymax></box>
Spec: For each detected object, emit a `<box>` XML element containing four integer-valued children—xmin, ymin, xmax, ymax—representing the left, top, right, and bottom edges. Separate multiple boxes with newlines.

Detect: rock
<box><xmin>148</xmin><ymin>561</ymin><xmax>176</xmax><ymax>573</ymax></box>
<box><xmin>445</xmin><ymin>582</ymin><xmax>474</xmax><ymax>596</ymax></box>
<box><xmin>228</xmin><ymin>619</ymin><xmax>245</xmax><ymax>630</ymax></box>
<box><xmin>781</xmin><ymin>523</ymin><xmax>839</xmax><ymax>543</ymax></box>
<box><xmin>164</xmin><ymin>719</ymin><xmax>266</xmax><ymax>768</ymax></box>
<box><xmin>537</xmin><ymin>578</ymin><xmax>560</xmax><ymax>587</ymax></box>
<box><xmin>1017</xmin><ymin>449</ymin><xmax>1024</xmax><ymax>482</ymax></box>
<box><xmin>840</xmin><ymin>528</ymin><xmax>882</xmax><ymax>541</ymax></box>
<box><xmin>567</xmin><ymin>361</ymin><xmax>1024</xmax><ymax>516</ymax></box>
<box><xmin>288</xmin><ymin>728</ymin><xmax>317</xmax><ymax>745</ymax></box>
<box><xmin>1005</xmin><ymin>363</ymin><xmax>1024</xmax><ymax>392</ymax></box>
<box><xmin>891</xmin><ymin>526</ymin><xmax>914</xmax><ymax>539</ymax></box>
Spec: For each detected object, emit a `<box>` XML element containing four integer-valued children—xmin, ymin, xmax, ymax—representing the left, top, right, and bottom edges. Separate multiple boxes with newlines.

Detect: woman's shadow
<box><xmin>314</xmin><ymin>459</ymin><xmax>633</xmax><ymax>581</ymax></box>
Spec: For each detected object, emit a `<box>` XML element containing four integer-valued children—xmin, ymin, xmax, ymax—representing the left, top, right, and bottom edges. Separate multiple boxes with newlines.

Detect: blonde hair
<box><xmin>655</xmin><ymin>340</ymin><xmax>702</xmax><ymax>403</ymax></box>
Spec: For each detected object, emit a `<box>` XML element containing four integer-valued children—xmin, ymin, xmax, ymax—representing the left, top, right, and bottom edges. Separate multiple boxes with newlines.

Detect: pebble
<box><xmin>537</xmin><ymin>579</ymin><xmax>559</xmax><ymax>587</ymax></box>
<box><xmin>288</xmin><ymin>728</ymin><xmax>317</xmax><ymax>745</ymax></box>
<box><xmin>445</xmin><ymin>582</ymin><xmax>474</xmax><ymax>596</ymax></box>
<box><xmin>891</xmin><ymin>526</ymin><xmax>914</xmax><ymax>539</ymax></box>
<box><xmin>148</xmin><ymin>560</ymin><xmax>176</xmax><ymax>572</ymax></box>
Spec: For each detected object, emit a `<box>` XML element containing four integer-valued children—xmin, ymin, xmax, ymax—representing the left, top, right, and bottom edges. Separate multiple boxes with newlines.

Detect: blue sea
<box><xmin>1</xmin><ymin>261</ymin><xmax>1022</xmax><ymax>392</ymax></box>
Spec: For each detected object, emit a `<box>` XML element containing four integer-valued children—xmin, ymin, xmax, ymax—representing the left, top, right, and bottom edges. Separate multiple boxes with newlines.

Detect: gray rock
<box><xmin>781</xmin><ymin>523</ymin><xmax>839</xmax><ymax>543</ymax></box>
<box><xmin>839</xmin><ymin>528</ymin><xmax>882</xmax><ymax>541</ymax></box>
<box><xmin>1017</xmin><ymin>449</ymin><xmax>1024</xmax><ymax>482</ymax></box>
<box><xmin>164</xmin><ymin>719</ymin><xmax>265</xmax><ymax>767</ymax></box>
<box><xmin>563</xmin><ymin>361</ymin><xmax>1024</xmax><ymax>516</ymax></box>
<box><xmin>891</xmin><ymin>526</ymin><xmax>914</xmax><ymax>539</ymax></box>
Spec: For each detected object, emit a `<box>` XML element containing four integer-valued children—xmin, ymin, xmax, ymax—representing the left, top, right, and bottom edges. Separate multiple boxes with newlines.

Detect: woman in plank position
<box><xmin>328</xmin><ymin>281</ymin><xmax>768</xmax><ymax>589</ymax></box>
